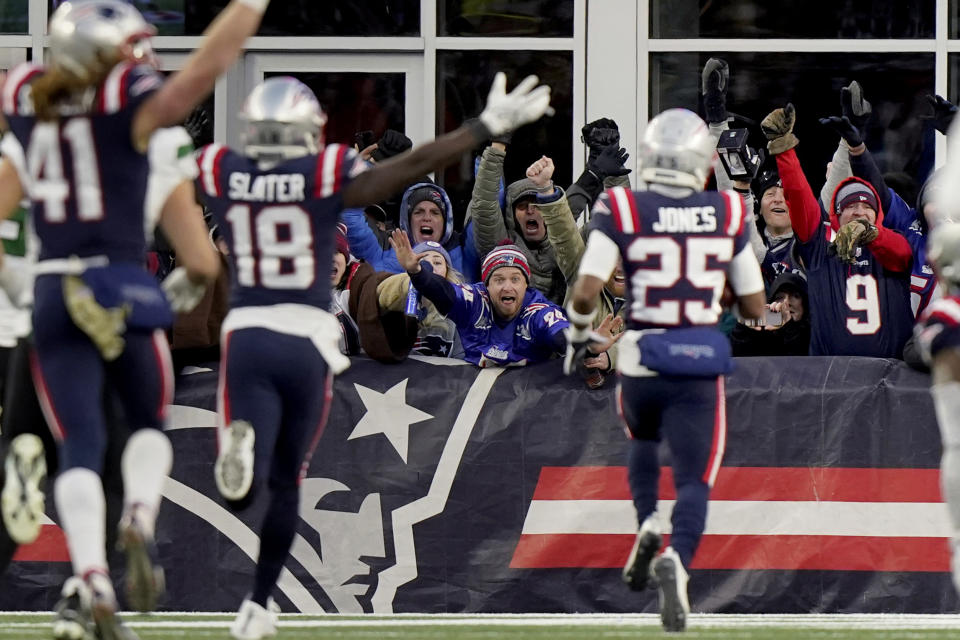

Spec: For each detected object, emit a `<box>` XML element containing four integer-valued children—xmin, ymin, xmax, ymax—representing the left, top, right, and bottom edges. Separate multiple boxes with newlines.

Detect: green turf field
<box><xmin>2</xmin><ymin>613</ymin><xmax>960</xmax><ymax>640</ymax></box>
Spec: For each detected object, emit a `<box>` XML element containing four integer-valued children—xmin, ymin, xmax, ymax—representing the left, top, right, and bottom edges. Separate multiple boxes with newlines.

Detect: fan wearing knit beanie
<box><xmin>390</xmin><ymin>231</ymin><xmax>569</xmax><ymax>367</ymax></box>
<box><xmin>376</xmin><ymin>240</ymin><xmax>464</xmax><ymax>358</ymax></box>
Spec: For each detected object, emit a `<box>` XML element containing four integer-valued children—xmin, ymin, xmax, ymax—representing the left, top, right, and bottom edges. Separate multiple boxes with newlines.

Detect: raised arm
<box><xmin>762</xmin><ymin>104</ymin><xmax>823</xmax><ymax>242</ymax></box>
<box><xmin>468</xmin><ymin>144</ymin><xmax>510</xmax><ymax>259</ymax></box>
<box><xmin>344</xmin><ymin>72</ymin><xmax>552</xmax><ymax>209</ymax></box>
<box><xmin>530</xmin><ymin>156</ymin><xmax>583</xmax><ymax>283</ymax></box>
<box><xmin>133</xmin><ymin>0</ymin><xmax>270</xmax><ymax>151</ymax></box>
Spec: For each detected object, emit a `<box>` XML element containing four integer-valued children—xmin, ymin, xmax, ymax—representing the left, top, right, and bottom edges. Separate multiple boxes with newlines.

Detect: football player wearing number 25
<box><xmin>198</xmin><ymin>72</ymin><xmax>551</xmax><ymax>639</ymax></box>
<box><xmin>565</xmin><ymin>109</ymin><xmax>765</xmax><ymax>633</ymax></box>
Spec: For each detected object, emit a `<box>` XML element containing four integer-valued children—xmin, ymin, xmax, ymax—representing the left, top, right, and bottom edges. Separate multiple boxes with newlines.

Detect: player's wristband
<box><xmin>565</xmin><ymin>304</ymin><xmax>597</xmax><ymax>329</ymax></box>
<box><xmin>237</xmin><ymin>0</ymin><xmax>270</xmax><ymax>13</ymax></box>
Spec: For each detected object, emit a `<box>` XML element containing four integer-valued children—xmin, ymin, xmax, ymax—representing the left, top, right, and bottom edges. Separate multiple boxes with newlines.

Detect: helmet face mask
<box><xmin>239</xmin><ymin>77</ymin><xmax>328</xmax><ymax>161</ymax></box>
<box><xmin>48</xmin><ymin>0</ymin><xmax>156</xmax><ymax>80</ymax></box>
<box><xmin>638</xmin><ymin>108</ymin><xmax>716</xmax><ymax>191</ymax></box>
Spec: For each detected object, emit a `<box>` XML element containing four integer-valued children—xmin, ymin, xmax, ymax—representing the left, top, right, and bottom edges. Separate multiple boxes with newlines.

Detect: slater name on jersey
<box><xmin>228</xmin><ymin>172</ymin><xmax>306</xmax><ymax>202</ymax></box>
<box><xmin>651</xmin><ymin>206</ymin><xmax>717</xmax><ymax>233</ymax></box>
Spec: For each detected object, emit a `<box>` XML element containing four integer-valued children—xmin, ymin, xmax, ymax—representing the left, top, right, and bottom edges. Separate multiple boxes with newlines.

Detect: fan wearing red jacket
<box><xmin>761</xmin><ymin>103</ymin><xmax>914</xmax><ymax>358</ymax></box>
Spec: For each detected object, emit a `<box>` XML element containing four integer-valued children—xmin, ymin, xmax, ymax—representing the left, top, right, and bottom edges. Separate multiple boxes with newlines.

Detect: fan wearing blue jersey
<box><xmin>202</xmin><ymin>73</ymin><xmax>551</xmax><ymax>639</ymax></box>
<box><xmin>565</xmin><ymin>109</ymin><xmax>766</xmax><ymax>633</ymax></box>
<box><xmin>915</xmin><ymin>224</ymin><xmax>960</xmax><ymax>595</ymax></box>
<box><xmin>0</xmin><ymin>1</ymin><xmax>272</xmax><ymax>638</ymax></box>
<box><xmin>392</xmin><ymin>232</ymin><xmax>571</xmax><ymax>367</ymax></box>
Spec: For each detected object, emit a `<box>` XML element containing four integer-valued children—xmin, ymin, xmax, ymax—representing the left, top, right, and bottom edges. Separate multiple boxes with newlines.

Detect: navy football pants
<box><xmin>30</xmin><ymin>275</ymin><xmax>172</xmax><ymax>473</ymax></box>
<box><xmin>618</xmin><ymin>374</ymin><xmax>727</xmax><ymax>570</ymax></box>
<box><xmin>219</xmin><ymin>327</ymin><xmax>332</xmax><ymax>606</ymax></box>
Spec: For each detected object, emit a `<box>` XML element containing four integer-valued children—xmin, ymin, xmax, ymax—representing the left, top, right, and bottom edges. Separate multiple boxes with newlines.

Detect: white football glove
<box><xmin>479</xmin><ymin>72</ymin><xmax>552</xmax><ymax>138</ymax></box>
<box><xmin>162</xmin><ymin>266</ymin><xmax>207</xmax><ymax>313</ymax></box>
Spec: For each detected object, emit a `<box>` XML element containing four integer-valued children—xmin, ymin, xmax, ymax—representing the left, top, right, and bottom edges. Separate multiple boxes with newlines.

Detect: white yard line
<box><xmin>3</xmin><ymin>613</ymin><xmax>960</xmax><ymax>629</ymax></box>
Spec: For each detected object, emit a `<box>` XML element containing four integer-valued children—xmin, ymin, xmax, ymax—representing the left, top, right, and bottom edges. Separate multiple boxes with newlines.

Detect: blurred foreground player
<box><xmin>0</xmin><ymin>0</ymin><xmax>270</xmax><ymax>637</ymax></box>
<box><xmin>916</xmin><ymin>223</ymin><xmax>960</xmax><ymax>595</ymax></box>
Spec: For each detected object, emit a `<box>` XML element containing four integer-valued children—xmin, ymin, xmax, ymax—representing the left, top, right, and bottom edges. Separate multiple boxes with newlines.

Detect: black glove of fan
<box><xmin>701</xmin><ymin>57</ymin><xmax>729</xmax><ymax>124</ymax></box>
<box><xmin>819</xmin><ymin>115</ymin><xmax>863</xmax><ymax>148</ymax></box>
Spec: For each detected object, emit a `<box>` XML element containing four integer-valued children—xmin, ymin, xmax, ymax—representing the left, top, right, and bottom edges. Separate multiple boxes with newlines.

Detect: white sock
<box><xmin>54</xmin><ymin>468</ymin><xmax>107</xmax><ymax>578</ymax></box>
<box><xmin>933</xmin><ymin>383</ymin><xmax>960</xmax><ymax>533</ymax></box>
<box><xmin>121</xmin><ymin>429</ymin><xmax>173</xmax><ymax>539</ymax></box>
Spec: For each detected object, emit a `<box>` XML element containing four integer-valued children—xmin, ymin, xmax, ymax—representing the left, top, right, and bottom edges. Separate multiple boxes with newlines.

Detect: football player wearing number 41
<box><xmin>564</xmin><ymin>108</ymin><xmax>766</xmax><ymax>633</ymax></box>
<box><xmin>0</xmin><ymin>1</ymin><xmax>271</xmax><ymax>639</ymax></box>
<box><xmin>197</xmin><ymin>72</ymin><xmax>551</xmax><ymax>640</ymax></box>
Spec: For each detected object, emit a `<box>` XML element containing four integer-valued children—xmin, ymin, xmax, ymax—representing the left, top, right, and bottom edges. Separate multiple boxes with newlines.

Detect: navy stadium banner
<box><xmin>1</xmin><ymin>355</ymin><xmax>953</xmax><ymax>614</ymax></box>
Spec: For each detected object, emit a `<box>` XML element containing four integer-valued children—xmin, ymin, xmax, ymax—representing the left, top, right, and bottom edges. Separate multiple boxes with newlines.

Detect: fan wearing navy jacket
<box><xmin>762</xmin><ymin>103</ymin><xmax>914</xmax><ymax>358</ymax></box>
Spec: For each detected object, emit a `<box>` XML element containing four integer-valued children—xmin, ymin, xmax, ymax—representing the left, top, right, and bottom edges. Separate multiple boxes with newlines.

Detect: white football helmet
<box><xmin>928</xmin><ymin>223</ymin><xmax>960</xmax><ymax>290</ymax></box>
<box><xmin>239</xmin><ymin>77</ymin><xmax>328</xmax><ymax>161</ymax></box>
<box><xmin>638</xmin><ymin>108</ymin><xmax>716</xmax><ymax>191</ymax></box>
<box><xmin>48</xmin><ymin>0</ymin><xmax>156</xmax><ymax>80</ymax></box>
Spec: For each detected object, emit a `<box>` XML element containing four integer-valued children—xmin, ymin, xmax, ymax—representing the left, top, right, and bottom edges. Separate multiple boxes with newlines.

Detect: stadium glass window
<box><xmin>264</xmin><ymin>71</ymin><xmax>406</xmax><ymax>150</ymax></box>
<box><xmin>439</xmin><ymin>0</ymin><xmax>574</xmax><ymax>37</ymax></box>
<box><xmin>436</xmin><ymin>50</ymin><xmax>573</xmax><ymax>230</ymax></box>
<box><xmin>48</xmin><ymin>0</ymin><xmax>419</xmax><ymax>36</ymax></box>
<box><xmin>0</xmin><ymin>0</ymin><xmax>26</xmax><ymax>34</ymax></box>
<box><xmin>650</xmin><ymin>52</ymin><xmax>935</xmax><ymax>198</ymax></box>
<box><xmin>651</xmin><ymin>0</ymin><xmax>934</xmax><ymax>38</ymax></box>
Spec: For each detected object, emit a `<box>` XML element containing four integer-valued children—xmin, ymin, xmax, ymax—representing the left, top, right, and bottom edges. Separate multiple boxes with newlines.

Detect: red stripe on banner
<box><xmin>530</xmin><ymin>466</ymin><xmax>942</xmax><ymax>503</ymax></box>
<box><xmin>510</xmin><ymin>533</ymin><xmax>950</xmax><ymax>572</ymax></box>
<box><xmin>12</xmin><ymin>525</ymin><xmax>70</xmax><ymax>563</ymax></box>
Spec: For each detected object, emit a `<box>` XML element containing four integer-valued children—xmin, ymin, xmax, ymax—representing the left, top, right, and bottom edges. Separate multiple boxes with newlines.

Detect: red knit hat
<box><xmin>481</xmin><ymin>243</ymin><xmax>530</xmax><ymax>284</ymax></box>
<box><xmin>335</xmin><ymin>222</ymin><xmax>350</xmax><ymax>260</ymax></box>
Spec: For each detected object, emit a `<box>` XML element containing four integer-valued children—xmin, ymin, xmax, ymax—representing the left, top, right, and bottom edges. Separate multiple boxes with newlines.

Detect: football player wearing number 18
<box><xmin>761</xmin><ymin>103</ymin><xmax>914</xmax><ymax>357</ymax></box>
<box><xmin>198</xmin><ymin>73</ymin><xmax>551</xmax><ymax>640</ymax></box>
<box><xmin>565</xmin><ymin>109</ymin><xmax>766</xmax><ymax>633</ymax></box>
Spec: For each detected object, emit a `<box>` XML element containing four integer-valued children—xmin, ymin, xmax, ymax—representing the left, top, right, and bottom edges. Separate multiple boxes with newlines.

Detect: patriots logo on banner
<box><xmin>3</xmin><ymin>356</ymin><xmax>953</xmax><ymax>615</ymax></box>
<box><xmin>158</xmin><ymin>358</ymin><xmax>504</xmax><ymax>614</ymax></box>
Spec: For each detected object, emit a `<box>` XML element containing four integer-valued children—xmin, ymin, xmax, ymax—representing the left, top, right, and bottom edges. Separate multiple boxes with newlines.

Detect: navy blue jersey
<box><xmin>590</xmin><ymin>187</ymin><xmax>750</xmax><ymax>332</ymax></box>
<box><xmin>198</xmin><ymin>143</ymin><xmax>364</xmax><ymax>310</ymax></box>
<box><xmin>2</xmin><ymin>62</ymin><xmax>163</xmax><ymax>263</ymax></box>
<box><xmin>798</xmin><ymin>221</ymin><xmax>913</xmax><ymax>358</ymax></box>
<box><xmin>760</xmin><ymin>235</ymin><xmax>802</xmax><ymax>291</ymax></box>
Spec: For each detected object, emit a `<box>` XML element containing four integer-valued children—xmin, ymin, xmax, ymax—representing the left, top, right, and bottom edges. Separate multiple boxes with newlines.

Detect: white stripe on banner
<box><xmin>519</xmin><ymin>499</ymin><xmax>952</xmax><ymax>538</ymax></box>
